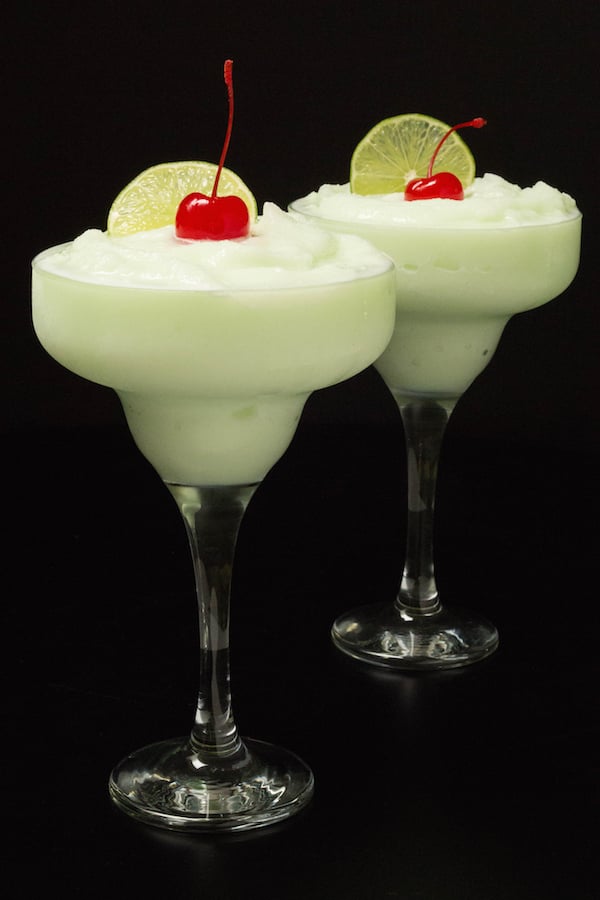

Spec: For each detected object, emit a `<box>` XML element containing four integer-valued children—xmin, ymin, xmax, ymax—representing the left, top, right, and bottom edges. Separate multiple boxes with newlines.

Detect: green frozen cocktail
<box><xmin>31</xmin><ymin>62</ymin><xmax>396</xmax><ymax>830</ymax></box>
<box><xmin>291</xmin><ymin>113</ymin><xmax>581</xmax><ymax>669</ymax></box>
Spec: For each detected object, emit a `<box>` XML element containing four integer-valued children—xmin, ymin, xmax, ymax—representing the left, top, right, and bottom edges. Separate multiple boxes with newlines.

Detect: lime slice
<box><xmin>107</xmin><ymin>161</ymin><xmax>258</xmax><ymax>235</ymax></box>
<box><xmin>350</xmin><ymin>113</ymin><xmax>477</xmax><ymax>195</ymax></box>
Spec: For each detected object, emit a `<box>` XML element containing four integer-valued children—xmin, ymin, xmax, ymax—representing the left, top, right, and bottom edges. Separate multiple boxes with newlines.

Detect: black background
<box><xmin>4</xmin><ymin>1</ymin><xmax>598</xmax><ymax>897</ymax></box>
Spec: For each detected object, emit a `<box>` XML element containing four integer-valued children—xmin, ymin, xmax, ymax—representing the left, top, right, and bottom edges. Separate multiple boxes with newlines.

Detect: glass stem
<box><xmin>166</xmin><ymin>483</ymin><xmax>258</xmax><ymax>760</ymax></box>
<box><xmin>393</xmin><ymin>395</ymin><xmax>456</xmax><ymax>616</ymax></box>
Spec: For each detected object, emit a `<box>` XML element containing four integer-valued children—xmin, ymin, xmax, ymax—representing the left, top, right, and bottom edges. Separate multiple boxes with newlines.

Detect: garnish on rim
<box><xmin>107</xmin><ymin>62</ymin><xmax>256</xmax><ymax>238</ymax></box>
<box><xmin>404</xmin><ymin>118</ymin><xmax>486</xmax><ymax>200</ymax></box>
<box><xmin>175</xmin><ymin>60</ymin><xmax>250</xmax><ymax>240</ymax></box>
<box><xmin>349</xmin><ymin>113</ymin><xmax>483</xmax><ymax>197</ymax></box>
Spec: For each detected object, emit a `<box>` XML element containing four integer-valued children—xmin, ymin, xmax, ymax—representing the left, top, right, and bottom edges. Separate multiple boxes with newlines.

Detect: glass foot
<box><xmin>109</xmin><ymin>736</ymin><xmax>314</xmax><ymax>832</ymax></box>
<box><xmin>331</xmin><ymin>601</ymin><xmax>499</xmax><ymax>670</ymax></box>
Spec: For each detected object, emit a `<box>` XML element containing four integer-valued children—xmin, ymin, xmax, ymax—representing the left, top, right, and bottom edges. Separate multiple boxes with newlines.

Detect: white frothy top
<box><xmin>292</xmin><ymin>173</ymin><xmax>580</xmax><ymax>228</ymax></box>
<box><xmin>36</xmin><ymin>202</ymin><xmax>391</xmax><ymax>290</ymax></box>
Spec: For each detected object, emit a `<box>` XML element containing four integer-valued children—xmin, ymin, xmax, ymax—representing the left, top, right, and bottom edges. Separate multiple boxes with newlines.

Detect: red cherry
<box><xmin>175</xmin><ymin>60</ymin><xmax>250</xmax><ymax>240</ymax></box>
<box><xmin>176</xmin><ymin>193</ymin><xmax>249</xmax><ymax>240</ymax></box>
<box><xmin>404</xmin><ymin>171</ymin><xmax>465</xmax><ymax>201</ymax></box>
<box><xmin>405</xmin><ymin>117</ymin><xmax>486</xmax><ymax>202</ymax></box>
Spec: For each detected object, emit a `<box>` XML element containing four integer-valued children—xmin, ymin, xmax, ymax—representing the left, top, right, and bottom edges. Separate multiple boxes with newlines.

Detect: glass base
<box><xmin>331</xmin><ymin>601</ymin><xmax>499</xmax><ymax>670</ymax></box>
<box><xmin>109</xmin><ymin>736</ymin><xmax>314</xmax><ymax>832</ymax></box>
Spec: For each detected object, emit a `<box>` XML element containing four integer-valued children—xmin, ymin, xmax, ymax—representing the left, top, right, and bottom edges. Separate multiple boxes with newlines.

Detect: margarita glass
<box><xmin>31</xmin><ymin>210</ymin><xmax>395</xmax><ymax>830</ymax></box>
<box><xmin>290</xmin><ymin>176</ymin><xmax>581</xmax><ymax>669</ymax></box>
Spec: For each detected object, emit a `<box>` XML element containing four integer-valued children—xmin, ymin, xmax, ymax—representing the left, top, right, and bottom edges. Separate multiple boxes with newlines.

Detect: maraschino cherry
<box><xmin>404</xmin><ymin>117</ymin><xmax>486</xmax><ymax>201</ymax></box>
<box><xmin>175</xmin><ymin>60</ymin><xmax>250</xmax><ymax>240</ymax></box>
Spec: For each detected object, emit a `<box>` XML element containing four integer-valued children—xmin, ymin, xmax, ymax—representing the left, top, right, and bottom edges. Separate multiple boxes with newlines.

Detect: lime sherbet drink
<box><xmin>31</xmin><ymin>73</ymin><xmax>395</xmax><ymax>829</ymax></box>
<box><xmin>31</xmin><ymin>57</ymin><xmax>399</xmax><ymax>833</ymax></box>
<box><xmin>290</xmin><ymin>113</ymin><xmax>582</xmax><ymax>670</ymax></box>
<box><xmin>33</xmin><ymin>202</ymin><xmax>395</xmax><ymax>485</ymax></box>
<box><xmin>291</xmin><ymin>174</ymin><xmax>581</xmax><ymax>398</ymax></box>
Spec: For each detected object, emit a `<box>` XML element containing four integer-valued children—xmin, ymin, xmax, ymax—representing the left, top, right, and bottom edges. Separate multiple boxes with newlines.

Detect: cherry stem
<box><xmin>427</xmin><ymin>117</ymin><xmax>487</xmax><ymax>178</ymax></box>
<box><xmin>211</xmin><ymin>59</ymin><xmax>235</xmax><ymax>200</ymax></box>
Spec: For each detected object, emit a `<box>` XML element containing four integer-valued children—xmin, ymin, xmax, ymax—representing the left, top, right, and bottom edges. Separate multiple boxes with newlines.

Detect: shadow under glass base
<box><xmin>331</xmin><ymin>601</ymin><xmax>499</xmax><ymax>670</ymax></box>
<box><xmin>109</xmin><ymin>736</ymin><xmax>314</xmax><ymax>832</ymax></box>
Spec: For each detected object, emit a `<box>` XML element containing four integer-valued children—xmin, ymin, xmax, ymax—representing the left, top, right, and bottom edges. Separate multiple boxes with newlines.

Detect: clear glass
<box><xmin>290</xmin><ymin>201</ymin><xmax>582</xmax><ymax>669</ymax></box>
<box><xmin>108</xmin><ymin>482</ymin><xmax>314</xmax><ymax>831</ymax></box>
<box><xmin>32</xmin><ymin>249</ymin><xmax>395</xmax><ymax>828</ymax></box>
<box><xmin>330</xmin><ymin>392</ymin><xmax>499</xmax><ymax>669</ymax></box>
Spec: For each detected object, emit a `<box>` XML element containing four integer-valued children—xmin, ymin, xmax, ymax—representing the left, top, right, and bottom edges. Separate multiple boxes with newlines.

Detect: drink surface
<box><xmin>294</xmin><ymin>173</ymin><xmax>579</xmax><ymax>229</ymax></box>
<box><xmin>32</xmin><ymin>204</ymin><xmax>396</xmax><ymax>484</ymax></box>
<box><xmin>38</xmin><ymin>202</ymin><xmax>392</xmax><ymax>290</ymax></box>
<box><xmin>290</xmin><ymin>174</ymin><xmax>581</xmax><ymax>397</ymax></box>
<box><xmin>292</xmin><ymin>174</ymin><xmax>579</xmax><ymax>229</ymax></box>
